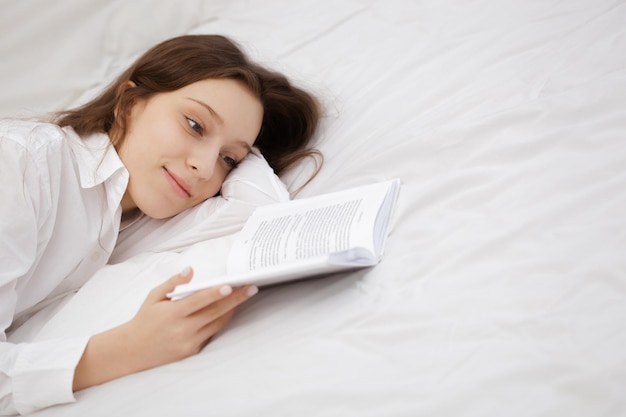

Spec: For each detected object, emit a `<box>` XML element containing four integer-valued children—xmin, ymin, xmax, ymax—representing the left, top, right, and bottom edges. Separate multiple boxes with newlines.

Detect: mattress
<box><xmin>2</xmin><ymin>0</ymin><xmax>626</xmax><ymax>416</ymax></box>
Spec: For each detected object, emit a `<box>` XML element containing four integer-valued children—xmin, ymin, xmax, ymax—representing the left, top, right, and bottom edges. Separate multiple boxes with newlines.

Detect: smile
<box><xmin>164</xmin><ymin>168</ymin><xmax>191</xmax><ymax>198</ymax></box>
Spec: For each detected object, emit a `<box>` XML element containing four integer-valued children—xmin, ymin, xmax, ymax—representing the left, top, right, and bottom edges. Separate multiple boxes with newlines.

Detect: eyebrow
<box><xmin>186</xmin><ymin>97</ymin><xmax>224</xmax><ymax>125</ymax></box>
<box><xmin>186</xmin><ymin>97</ymin><xmax>252</xmax><ymax>153</ymax></box>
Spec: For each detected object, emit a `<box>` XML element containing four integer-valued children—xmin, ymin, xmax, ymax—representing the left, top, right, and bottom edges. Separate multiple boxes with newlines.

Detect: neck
<box><xmin>120</xmin><ymin>191</ymin><xmax>137</xmax><ymax>215</ymax></box>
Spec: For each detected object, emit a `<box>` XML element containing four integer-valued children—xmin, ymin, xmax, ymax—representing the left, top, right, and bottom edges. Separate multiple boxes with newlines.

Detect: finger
<box><xmin>176</xmin><ymin>283</ymin><xmax>235</xmax><ymax>316</ymax></box>
<box><xmin>146</xmin><ymin>266</ymin><xmax>194</xmax><ymax>303</ymax></box>
<box><xmin>191</xmin><ymin>285</ymin><xmax>258</xmax><ymax>323</ymax></box>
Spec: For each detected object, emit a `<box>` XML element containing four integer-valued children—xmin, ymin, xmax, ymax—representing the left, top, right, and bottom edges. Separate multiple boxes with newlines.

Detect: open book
<box><xmin>168</xmin><ymin>178</ymin><xmax>401</xmax><ymax>299</ymax></box>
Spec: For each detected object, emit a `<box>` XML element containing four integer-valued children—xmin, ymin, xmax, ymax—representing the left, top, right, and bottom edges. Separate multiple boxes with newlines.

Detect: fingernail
<box><xmin>246</xmin><ymin>285</ymin><xmax>259</xmax><ymax>297</ymax></box>
<box><xmin>219</xmin><ymin>285</ymin><xmax>233</xmax><ymax>296</ymax></box>
<box><xmin>181</xmin><ymin>266</ymin><xmax>191</xmax><ymax>277</ymax></box>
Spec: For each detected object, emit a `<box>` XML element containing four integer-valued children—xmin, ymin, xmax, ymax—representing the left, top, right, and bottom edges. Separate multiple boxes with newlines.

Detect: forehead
<box><xmin>176</xmin><ymin>78</ymin><xmax>263</xmax><ymax>143</ymax></box>
<box><xmin>177</xmin><ymin>78</ymin><xmax>259</xmax><ymax>107</ymax></box>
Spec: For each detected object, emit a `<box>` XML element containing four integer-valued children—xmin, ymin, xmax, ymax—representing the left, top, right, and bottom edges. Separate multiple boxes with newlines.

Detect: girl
<box><xmin>0</xmin><ymin>34</ymin><xmax>320</xmax><ymax>415</ymax></box>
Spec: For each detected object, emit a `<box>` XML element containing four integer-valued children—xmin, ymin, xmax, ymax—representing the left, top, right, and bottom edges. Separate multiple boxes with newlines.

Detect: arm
<box><xmin>0</xmin><ymin>127</ymin><xmax>87</xmax><ymax>416</ymax></box>
<box><xmin>73</xmin><ymin>267</ymin><xmax>257</xmax><ymax>391</ymax></box>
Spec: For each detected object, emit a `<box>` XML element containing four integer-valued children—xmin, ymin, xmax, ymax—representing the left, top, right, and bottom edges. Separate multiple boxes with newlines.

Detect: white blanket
<box><xmin>1</xmin><ymin>0</ymin><xmax>625</xmax><ymax>416</ymax></box>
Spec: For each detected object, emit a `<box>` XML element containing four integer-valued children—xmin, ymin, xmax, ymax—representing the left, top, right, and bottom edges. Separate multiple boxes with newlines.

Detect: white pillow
<box><xmin>109</xmin><ymin>147</ymin><xmax>289</xmax><ymax>263</ymax></box>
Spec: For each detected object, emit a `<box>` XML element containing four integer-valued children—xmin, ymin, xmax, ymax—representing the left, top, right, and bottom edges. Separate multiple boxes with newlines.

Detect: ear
<box><xmin>114</xmin><ymin>80</ymin><xmax>138</xmax><ymax>120</ymax></box>
<box><xmin>120</xmin><ymin>80</ymin><xmax>137</xmax><ymax>91</ymax></box>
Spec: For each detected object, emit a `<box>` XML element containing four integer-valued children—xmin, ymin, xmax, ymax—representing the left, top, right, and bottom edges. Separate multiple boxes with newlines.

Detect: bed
<box><xmin>2</xmin><ymin>0</ymin><xmax>626</xmax><ymax>416</ymax></box>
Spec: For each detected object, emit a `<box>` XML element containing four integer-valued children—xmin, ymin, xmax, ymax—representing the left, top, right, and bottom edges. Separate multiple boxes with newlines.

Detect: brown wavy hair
<box><xmin>54</xmin><ymin>34</ymin><xmax>322</xmax><ymax>180</ymax></box>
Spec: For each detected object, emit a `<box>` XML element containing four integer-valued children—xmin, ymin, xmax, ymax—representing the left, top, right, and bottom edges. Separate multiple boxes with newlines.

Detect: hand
<box><xmin>126</xmin><ymin>266</ymin><xmax>258</xmax><ymax>367</ymax></box>
<box><xmin>73</xmin><ymin>267</ymin><xmax>257</xmax><ymax>391</ymax></box>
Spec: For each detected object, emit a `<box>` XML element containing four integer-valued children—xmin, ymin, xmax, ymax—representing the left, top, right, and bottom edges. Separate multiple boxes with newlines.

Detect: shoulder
<box><xmin>0</xmin><ymin>119</ymin><xmax>73</xmax><ymax>171</ymax></box>
<box><xmin>0</xmin><ymin>120</ymin><xmax>68</xmax><ymax>221</ymax></box>
<box><xmin>0</xmin><ymin>119</ymin><xmax>74</xmax><ymax>194</ymax></box>
<box><xmin>0</xmin><ymin>119</ymin><xmax>67</xmax><ymax>150</ymax></box>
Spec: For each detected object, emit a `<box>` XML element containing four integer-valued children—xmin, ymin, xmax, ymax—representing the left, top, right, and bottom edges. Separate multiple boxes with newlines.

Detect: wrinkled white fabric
<box><xmin>3</xmin><ymin>1</ymin><xmax>626</xmax><ymax>416</ymax></box>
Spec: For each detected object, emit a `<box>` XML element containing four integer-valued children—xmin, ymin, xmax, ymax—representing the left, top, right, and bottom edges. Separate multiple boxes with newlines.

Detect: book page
<box><xmin>227</xmin><ymin>181</ymin><xmax>393</xmax><ymax>275</ymax></box>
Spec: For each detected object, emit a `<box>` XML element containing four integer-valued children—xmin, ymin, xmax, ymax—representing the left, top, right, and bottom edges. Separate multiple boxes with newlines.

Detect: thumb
<box><xmin>147</xmin><ymin>266</ymin><xmax>194</xmax><ymax>302</ymax></box>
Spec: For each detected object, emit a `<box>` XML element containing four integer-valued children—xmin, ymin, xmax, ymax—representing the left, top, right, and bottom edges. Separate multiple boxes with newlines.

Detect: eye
<box><xmin>220</xmin><ymin>153</ymin><xmax>239</xmax><ymax>169</ymax></box>
<box><xmin>186</xmin><ymin>117</ymin><xmax>204</xmax><ymax>135</ymax></box>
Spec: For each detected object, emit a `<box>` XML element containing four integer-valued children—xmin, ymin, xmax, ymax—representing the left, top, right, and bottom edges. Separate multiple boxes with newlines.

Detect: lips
<box><xmin>164</xmin><ymin>168</ymin><xmax>191</xmax><ymax>198</ymax></box>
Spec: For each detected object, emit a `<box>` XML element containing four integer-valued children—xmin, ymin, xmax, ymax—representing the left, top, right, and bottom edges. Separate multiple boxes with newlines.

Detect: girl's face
<box><xmin>118</xmin><ymin>78</ymin><xmax>263</xmax><ymax>219</ymax></box>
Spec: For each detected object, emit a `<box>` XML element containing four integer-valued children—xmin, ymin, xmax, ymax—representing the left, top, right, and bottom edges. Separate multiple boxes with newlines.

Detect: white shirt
<box><xmin>0</xmin><ymin>119</ymin><xmax>128</xmax><ymax>415</ymax></box>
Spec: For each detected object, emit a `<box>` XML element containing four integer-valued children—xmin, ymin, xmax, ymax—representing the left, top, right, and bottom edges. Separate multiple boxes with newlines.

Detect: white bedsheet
<box><xmin>2</xmin><ymin>0</ymin><xmax>626</xmax><ymax>416</ymax></box>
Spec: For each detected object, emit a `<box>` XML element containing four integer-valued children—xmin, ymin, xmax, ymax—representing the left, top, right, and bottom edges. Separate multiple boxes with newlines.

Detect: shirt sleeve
<box><xmin>0</xmin><ymin>337</ymin><xmax>90</xmax><ymax>416</ymax></box>
<box><xmin>0</xmin><ymin>127</ymin><xmax>89</xmax><ymax>415</ymax></box>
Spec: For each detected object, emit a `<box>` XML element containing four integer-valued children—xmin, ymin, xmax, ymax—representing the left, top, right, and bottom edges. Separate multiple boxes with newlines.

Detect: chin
<box><xmin>138</xmin><ymin>205</ymin><xmax>179</xmax><ymax>220</ymax></box>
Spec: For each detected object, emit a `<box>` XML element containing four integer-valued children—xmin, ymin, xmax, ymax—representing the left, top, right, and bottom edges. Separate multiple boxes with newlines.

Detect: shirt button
<box><xmin>91</xmin><ymin>252</ymin><xmax>101</xmax><ymax>262</ymax></box>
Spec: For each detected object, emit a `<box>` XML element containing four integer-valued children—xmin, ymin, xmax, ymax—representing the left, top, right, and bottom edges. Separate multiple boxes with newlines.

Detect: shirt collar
<box><xmin>63</xmin><ymin>127</ymin><xmax>127</xmax><ymax>189</ymax></box>
<box><xmin>63</xmin><ymin>127</ymin><xmax>130</xmax><ymax>227</ymax></box>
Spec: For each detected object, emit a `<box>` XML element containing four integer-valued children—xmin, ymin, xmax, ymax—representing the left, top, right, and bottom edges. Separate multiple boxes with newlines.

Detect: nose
<box><xmin>187</xmin><ymin>141</ymin><xmax>219</xmax><ymax>180</ymax></box>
